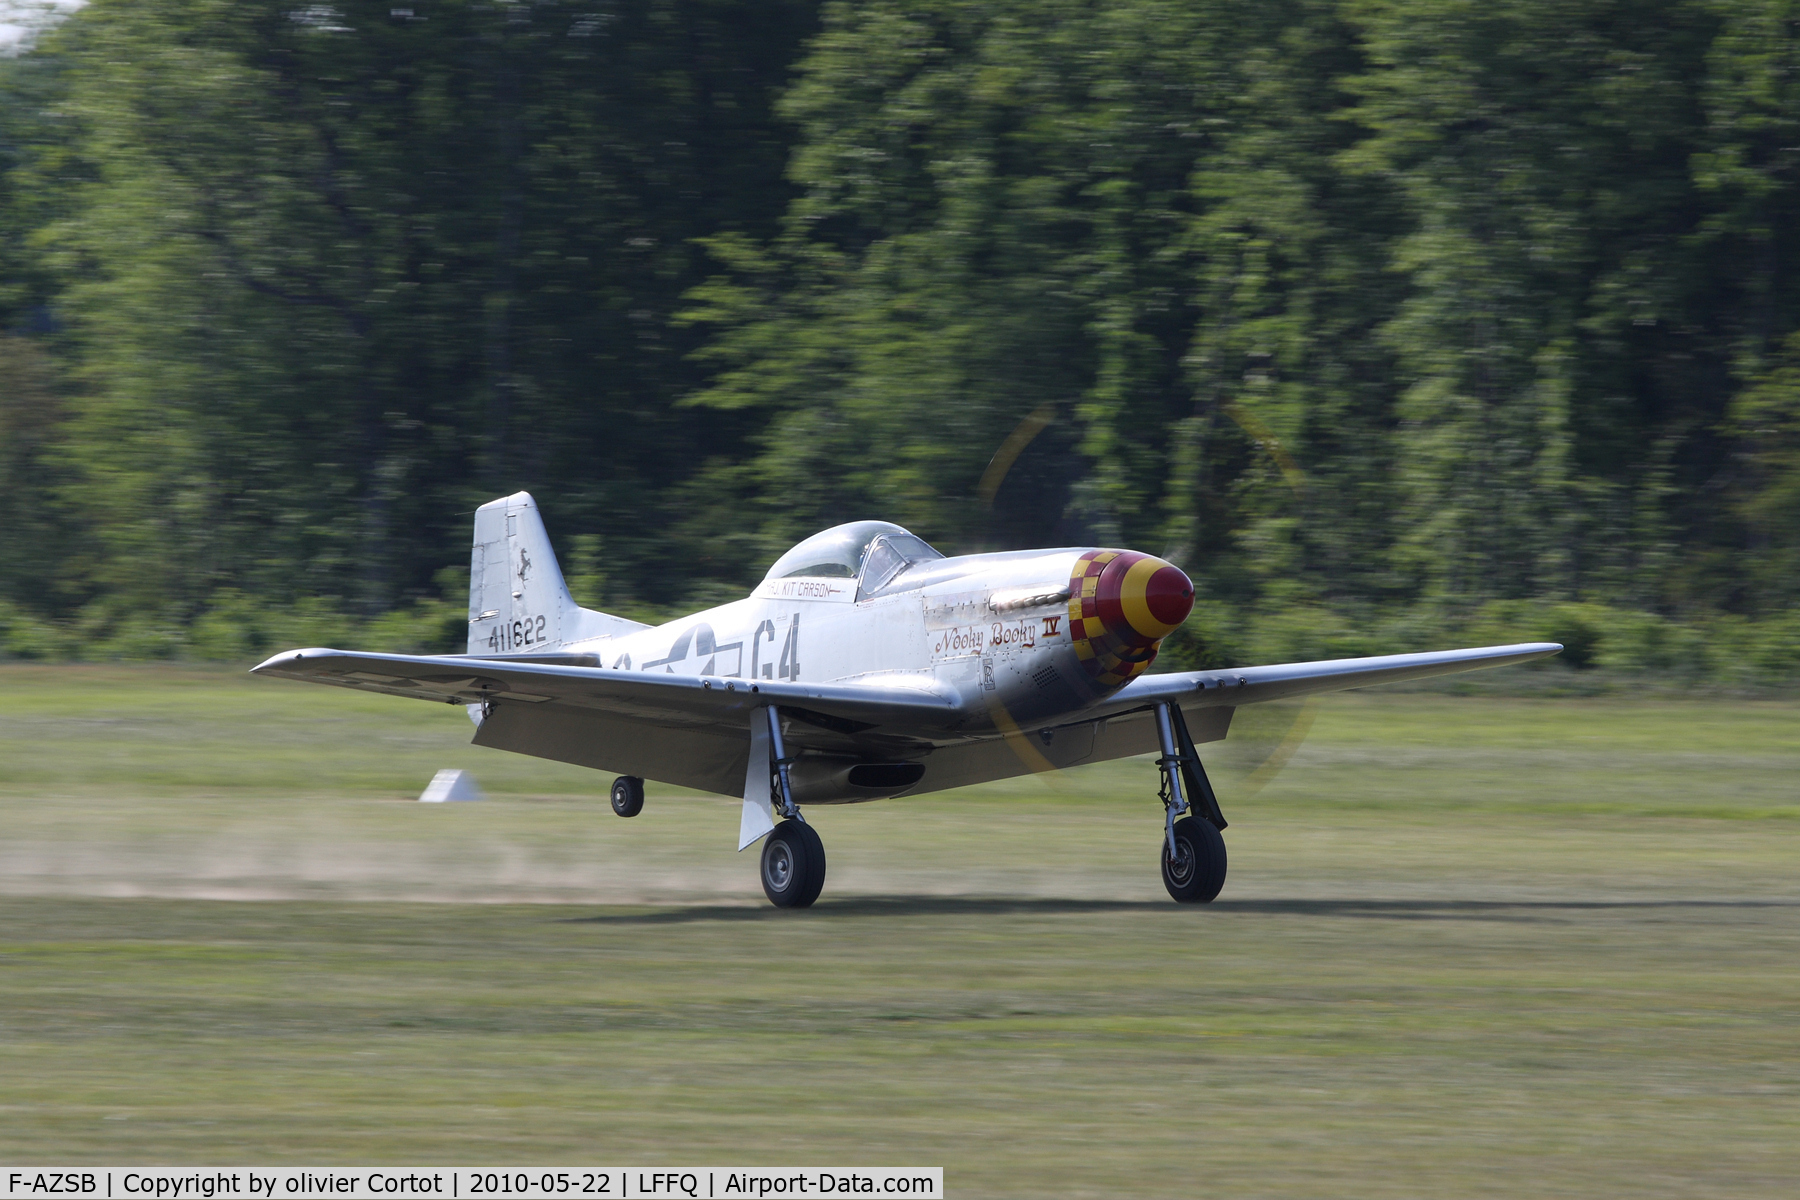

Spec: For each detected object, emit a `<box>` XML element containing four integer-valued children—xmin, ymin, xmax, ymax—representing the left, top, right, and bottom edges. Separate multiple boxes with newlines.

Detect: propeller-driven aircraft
<box><xmin>254</xmin><ymin>492</ymin><xmax>1561</xmax><ymax>907</ymax></box>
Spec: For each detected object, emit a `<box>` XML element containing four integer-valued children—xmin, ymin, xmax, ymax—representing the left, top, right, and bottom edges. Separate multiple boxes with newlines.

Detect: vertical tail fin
<box><xmin>469</xmin><ymin>492</ymin><xmax>575</xmax><ymax>655</ymax></box>
<box><xmin>467</xmin><ymin>492</ymin><xmax>648</xmax><ymax>656</ymax></box>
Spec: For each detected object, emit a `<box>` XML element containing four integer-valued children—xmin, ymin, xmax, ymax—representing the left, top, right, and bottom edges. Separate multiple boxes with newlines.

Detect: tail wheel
<box><xmin>761</xmin><ymin>818</ymin><xmax>827</xmax><ymax>908</ymax></box>
<box><xmin>1162</xmin><ymin>814</ymin><xmax>1227</xmax><ymax>903</ymax></box>
<box><xmin>609</xmin><ymin>776</ymin><xmax>645</xmax><ymax>818</ymax></box>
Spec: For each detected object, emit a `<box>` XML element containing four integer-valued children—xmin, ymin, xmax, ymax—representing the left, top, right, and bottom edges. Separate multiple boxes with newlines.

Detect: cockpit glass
<box><xmin>860</xmin><ymin>534</ymin><xmax>943</xmax><ymax>595</ymax></box>
<box><xmin>763</xmin><ymin>521</ymin><xmax>943</xmax><ymax>583</ymax></box>
<box><xmin>860</xmin><ymin>540</ymin><xmax>907</xmax><ymax>592</ymax></box>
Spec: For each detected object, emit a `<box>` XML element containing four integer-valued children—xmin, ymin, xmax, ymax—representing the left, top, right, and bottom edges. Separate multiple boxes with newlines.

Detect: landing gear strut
<box><xmin>610</xmin><ymin>775</ymin><xmax>645</xmax><ymax>817</ymax></box>
<box><xmin>1154</xmin><ymin>702</ymin><xmax>1227</xmax><ymax>903</ymax></box>
<box><xmin>760</xmin><ymin>706</ymin><xmax>826</xmax><ymax>908</ymax></box>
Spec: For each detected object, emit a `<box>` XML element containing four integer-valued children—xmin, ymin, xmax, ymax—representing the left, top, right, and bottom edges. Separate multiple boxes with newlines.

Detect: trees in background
<box><xmin>5</xmin><ymin>0</ymin><xmax>814</xmax><ymax>641</ymax></box>
<box><xmin>0</xmin><ymin>0</ymin><xmax>1796</xmax><ymax>674</ymax></box>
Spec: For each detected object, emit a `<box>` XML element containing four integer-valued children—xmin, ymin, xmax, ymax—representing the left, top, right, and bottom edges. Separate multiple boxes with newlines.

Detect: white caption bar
<box><xmin>3</xmin><ymin>1172</ymin><xmax>942</xmax><ymax>1200</ymax></box>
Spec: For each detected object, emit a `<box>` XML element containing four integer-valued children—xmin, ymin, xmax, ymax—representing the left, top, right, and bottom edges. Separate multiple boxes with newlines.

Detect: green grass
<box><xmin>1</xmin><ymin>664</ymin><xmax>1797</xmax><ymax>1196</ymax></box>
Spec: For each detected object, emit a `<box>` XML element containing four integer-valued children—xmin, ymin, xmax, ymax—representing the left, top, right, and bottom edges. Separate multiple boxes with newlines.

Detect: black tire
<box><xmin>1161</xmin><ymin>814</ymin><xmax>1227</xmax><ymax>903</ymax></box>
<box><xmin>609</xmin><ymin>776</ymin><xmax>645</xmax><ymax>818</ymax></box>
<box><xmin>761</xmin><ymin>818</ymin><xmax>827</xmax><ymax>908</ymax></box>
<box><xmin>792</xmin><ymin>819</ymin><xmax>827</xmax><ymax>906</ymax></box>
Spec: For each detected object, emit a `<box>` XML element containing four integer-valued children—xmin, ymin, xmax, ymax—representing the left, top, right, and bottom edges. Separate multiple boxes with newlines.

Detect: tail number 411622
<box><xmin>490</xmin><ymin>614</ymin><xmax>546</xmax><ymax>652</ymax></box>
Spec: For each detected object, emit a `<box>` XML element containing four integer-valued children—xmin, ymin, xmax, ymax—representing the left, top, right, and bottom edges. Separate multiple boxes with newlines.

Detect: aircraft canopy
<box><xmin>765</xmin><ymin>521</ymin><xmax>943</xmax><ymax>583</ymax></box>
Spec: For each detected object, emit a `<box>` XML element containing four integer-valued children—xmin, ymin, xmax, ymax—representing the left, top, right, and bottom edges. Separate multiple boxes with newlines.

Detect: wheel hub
<box><xmin>765</xmin><ymin>841</ymin><xmax>794</xmax><ymax>891</ymax></box>
<box><xmin>1165</xmin><ymin>838</ymin><xmax>1195</xmax><ymax>886</ymax></box>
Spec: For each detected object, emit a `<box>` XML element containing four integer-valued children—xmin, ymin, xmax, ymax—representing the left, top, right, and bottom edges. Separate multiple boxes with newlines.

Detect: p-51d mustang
<box><xmin>254</xmin><ymin>492</ymin><xmax>1560</xmax><ymax>907</ymax></box>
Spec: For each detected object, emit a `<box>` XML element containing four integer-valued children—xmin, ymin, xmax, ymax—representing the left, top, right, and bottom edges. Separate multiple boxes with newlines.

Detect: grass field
<box><xmin>1</xmin><ymin>664</ymin><xmax>1797</xmax><ymax>1197</ymax></box>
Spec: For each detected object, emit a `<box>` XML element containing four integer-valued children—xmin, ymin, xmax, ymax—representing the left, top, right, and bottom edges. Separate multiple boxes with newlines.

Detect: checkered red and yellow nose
<box><xmin>1068</xmin><ymin>550</ymin><xmax>1195</xmax><ymax>689</ymax></box>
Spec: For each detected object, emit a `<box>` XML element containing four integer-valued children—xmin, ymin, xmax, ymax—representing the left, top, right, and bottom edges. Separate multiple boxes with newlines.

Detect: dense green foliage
<box><xmin>0</xmin><ymin>1</ymin><xmax>1796</xmax><ymax>677</ymax></box>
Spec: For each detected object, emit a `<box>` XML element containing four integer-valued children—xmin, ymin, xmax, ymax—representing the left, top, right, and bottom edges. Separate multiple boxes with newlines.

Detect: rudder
<box><xmin>467</xmin><ymin>492</ymin><xmax>648</xmax><ymax>656</ymax></box>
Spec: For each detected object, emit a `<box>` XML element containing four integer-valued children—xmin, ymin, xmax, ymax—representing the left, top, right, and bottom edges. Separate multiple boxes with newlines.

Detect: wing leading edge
<box><xmin>251</xmin><ymin>640</ymin><xmax>1559</xmax><ymax>797</ymax></box>
<box><xmin>1096</xmin><ymin>642</ymin><xmax>1564</xmax><ymax>717</ymax></box>
<box><xmin>891</xmin><ymin>642</ymin><xmax>1562</xmax><ymax>799</ymax></box>
<box><xmin>249</xmin><ymin>648</ymin><xmax>961</xmax><ymax>795</ymax></box>
<box><xmin>250</xmin><ymin>648</ymin><xmax>962</xmax><ymax>729</ymax></box>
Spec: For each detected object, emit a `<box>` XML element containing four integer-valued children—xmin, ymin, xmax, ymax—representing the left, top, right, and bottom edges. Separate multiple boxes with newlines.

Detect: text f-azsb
<box><xmin>10</xmin><ymin>1177</ymin><xmax>99</xmax><ymax>1195</ymax></box>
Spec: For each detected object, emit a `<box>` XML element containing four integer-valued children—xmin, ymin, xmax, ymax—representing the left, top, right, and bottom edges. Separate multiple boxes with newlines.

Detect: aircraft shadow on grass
<box><xmin>562</xmin><ymin>896</ymin><xmax>1798</xmax><ymax>926</ymax></box>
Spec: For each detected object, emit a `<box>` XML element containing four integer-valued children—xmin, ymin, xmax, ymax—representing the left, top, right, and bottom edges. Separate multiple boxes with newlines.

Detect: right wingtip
<box><xmin>249</xmin><ymin>650</ymin><xmax>294</xmax><ymax>675</ymax></box>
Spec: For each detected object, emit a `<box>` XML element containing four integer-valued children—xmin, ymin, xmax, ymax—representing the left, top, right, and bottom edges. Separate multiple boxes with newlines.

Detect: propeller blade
<box><xmin>1212</xmin><ymin>696</ymin><xmax>1320</xmax><ymax>797</ymax></box>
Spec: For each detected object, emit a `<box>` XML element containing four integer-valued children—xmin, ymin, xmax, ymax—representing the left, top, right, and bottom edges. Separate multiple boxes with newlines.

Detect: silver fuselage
<box><xmin>572</xmin><ymin>549</ymin><xmax>1099</xmax><ymax>735</ymax></box>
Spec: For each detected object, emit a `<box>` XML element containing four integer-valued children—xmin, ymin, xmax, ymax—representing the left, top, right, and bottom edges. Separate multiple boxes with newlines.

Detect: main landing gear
<box><xmin>1154</xmin><ymin>702</ymin><xmax>1228</xmax><ymax>903</ymax></box>
<box><xmin>760</xmin><ymin>705</ymin><xmax>827</xmax><ymax>908</ymax></box>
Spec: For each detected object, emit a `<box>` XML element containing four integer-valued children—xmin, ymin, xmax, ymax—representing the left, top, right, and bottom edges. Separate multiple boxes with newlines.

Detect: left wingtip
<box><xmin>249</xmin><ymin>647</ymin><xmax>331</xmax><ymax>675</ymax></box>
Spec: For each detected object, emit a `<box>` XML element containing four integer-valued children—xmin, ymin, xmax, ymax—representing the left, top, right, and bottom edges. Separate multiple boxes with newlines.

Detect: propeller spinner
<box><xmin>1068</xmin><ymin>550</ymin><xmax>1195</xmax><ymax>690</ymax></box>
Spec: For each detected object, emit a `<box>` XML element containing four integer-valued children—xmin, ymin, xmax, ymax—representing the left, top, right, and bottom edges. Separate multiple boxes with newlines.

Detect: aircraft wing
<box><xmin>252</xmin><ymin>641</ymin><xmax>1560</xmax><ymax>799</ymax></box>
<box><xmin>250</xmin><ymin>647</ymin><xmax>961</xmax><ymax>796</ymax></box>
<box><xmin>900</xmin><ymin>642</ymin><xmax>1562</xmax><ymax>797</ymax></box>
<box><xmin>1093</xmin><ymin>641</ymin><xmax>1564</xmax><ymax>717</ymax></box>
<box><xmin>251</xmin><ymin>647</ymin><xmax>960</xmax><ymax>726</ymax></box>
